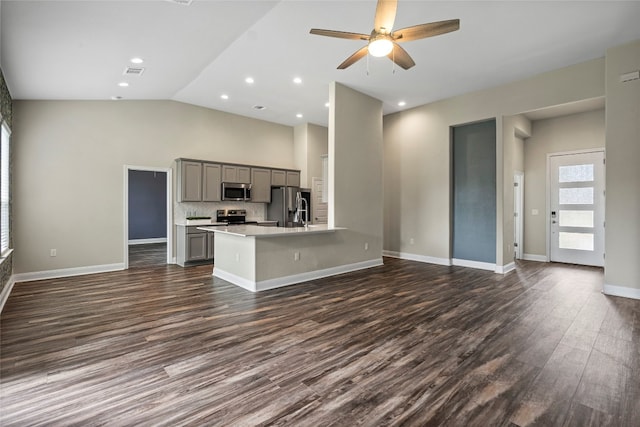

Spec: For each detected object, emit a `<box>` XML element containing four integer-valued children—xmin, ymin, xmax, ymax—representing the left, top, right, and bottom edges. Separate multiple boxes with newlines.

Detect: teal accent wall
<box><xmin>452</xmin><ymin>119</ymin><xmax>497</xmax><ymax>264</ymax></box>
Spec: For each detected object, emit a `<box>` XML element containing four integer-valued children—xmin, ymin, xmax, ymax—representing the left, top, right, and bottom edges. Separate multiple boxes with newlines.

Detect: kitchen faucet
<box><xmin>296</xmin><ymin>191</ymin><xmax>308</xmax><ymax>229</ymax></box>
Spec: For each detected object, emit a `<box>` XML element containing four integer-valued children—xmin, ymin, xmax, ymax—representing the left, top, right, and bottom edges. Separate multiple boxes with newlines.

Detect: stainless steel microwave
<box><xmin>221</xmin><ymin>182</ymin><xmax>252</xmax><ymax>201</ymax></box>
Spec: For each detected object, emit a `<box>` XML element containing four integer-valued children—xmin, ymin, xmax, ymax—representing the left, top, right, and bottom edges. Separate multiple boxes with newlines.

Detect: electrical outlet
<box><xmin>409</xmin><ymin>238</ymin><xmax>415</xmax><ymax>245</ymax></box>
<box><xmin>364</xmin><ymin>242</ymin><xmax>369</xmax><ymax>251</ymax></box>
<box><xmin>294</xmin><ymin>252</ymin><xmax>300</xmax><ymax>261</ymax></box>
<box><xmin>50</xmin><ymin>249</ymin><xmax>57</xmax><ymax>257</ymax></box>
<box><xmin>235</xmin><ymin>253</ymin><xmax>240</xmax><ymax>262</ymax></box>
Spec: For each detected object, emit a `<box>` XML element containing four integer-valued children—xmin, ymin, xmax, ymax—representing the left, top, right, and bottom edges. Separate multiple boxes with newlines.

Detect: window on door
<box><xmin>549</xmin><ymin>151</ymin><xmax>604</xmax><ymax>266</ymax></box>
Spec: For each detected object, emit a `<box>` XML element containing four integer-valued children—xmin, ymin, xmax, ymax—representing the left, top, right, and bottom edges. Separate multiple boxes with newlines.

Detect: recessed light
<box><xmin>118</xmin><ymin>82</ymin><xmax>129</xmax><ymax>87</ymax></box>
<box><xmin>130</xmin><ymin>57</ymin><xmax>144</xmax><ymax>64</ymax></box>
<box><xmin>220</xmin><ymin>94</ymin><xmax>229</xmax><ymax>100</ymax></box>
<box><xmin>293</xmin><ymin>77</ymin><xmax>302</xmax><ymax>84</ymax></box>
<box><xmin>398</xmin><ymin>101</ymin><xmax>406</xmax><ymax>107</ymax></box>
<box><xmin>245</xmin><ymin>77</ymin><xmax>254</xmax><ymax>84</ymax></box>
<box><xmin>111</xmin><ymin>96</ymin><xmax>123</xmax><ymax>100</ymax></box>
<box><xmin>296</xmin><ymin>113</ymin><xmax>303</xmax><ymax>118</ymax></box>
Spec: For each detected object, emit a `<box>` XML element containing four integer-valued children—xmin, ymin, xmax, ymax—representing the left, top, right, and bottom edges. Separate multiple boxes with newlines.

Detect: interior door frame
<box><xmin>123</xmin><ymin>165</ymin><xmax>173</xmax><ymax>269</ymax></box>
<box><xmin>546</xmin><ymin>148</ymin><xmax>605</xmax><ymax>263</ymax></box>
<box><xmin>514</xmin><ymin>171</ymin><xmax>524</xmax><ymax>260</ymax></box>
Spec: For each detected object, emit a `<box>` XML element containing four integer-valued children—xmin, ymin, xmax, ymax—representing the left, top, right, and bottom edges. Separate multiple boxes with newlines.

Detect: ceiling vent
<box><xmin>123</xmin><ymin>66</ymin><xmax>145</xmax><ymax>76</ymax></box>
<box><xmin>166</xmin><ymin>0</ymin><xmax>193</xmax><ymax>5</ymax></box>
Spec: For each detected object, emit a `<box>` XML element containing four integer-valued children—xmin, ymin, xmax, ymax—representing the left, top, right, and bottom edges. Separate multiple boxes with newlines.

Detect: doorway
<box><xmin>548</xmin><ymin>150</ymin><xmax>605</xmax><ymax>266</ymax></box>
<box><xmin>311</xmin><ymin>176</ymin><xmax>328</xmax><ymax>224</ymax></box>
<box><xmin>123</xmin><ymin>165</ymin><xmax>173</xmax><ymax>269</ymax></box>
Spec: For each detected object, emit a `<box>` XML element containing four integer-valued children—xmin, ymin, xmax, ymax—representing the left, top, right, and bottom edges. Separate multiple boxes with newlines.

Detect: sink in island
<box><xmin>198</xmin><ymin>224</ymin><xmax>382</xmax><ymax>292</ymax></box>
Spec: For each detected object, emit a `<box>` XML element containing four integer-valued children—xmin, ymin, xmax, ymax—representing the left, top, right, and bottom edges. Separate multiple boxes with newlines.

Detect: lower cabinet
<box><xmin>177</xmin><ymin>226</ymin><xmax>215</xmax><ymax>266</ymax></box>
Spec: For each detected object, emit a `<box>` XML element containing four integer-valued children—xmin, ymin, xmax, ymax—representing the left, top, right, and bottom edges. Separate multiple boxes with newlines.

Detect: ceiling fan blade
<box><xmin>337</xmin><ymin>46</ymin><xmax>369</xmax><ymax>69</ymax></box>
<box><xmin>310</xmin><ymin>29</ymin><xmax>370</xmax><ymax>41</ymax></box>
<box><xmin>388</xmin><ymin>43</ymin><xmax>415</xmax><ymax>70</ymax></box>
<box><xmin>392</xmin><ymin>19</ymin><xmax>460</xmax><ymax>42</ymax></box>
<box><xmin>373</xmin><ymin>0</ymin><xmax>398</xmax><ymax>34</ymax></box>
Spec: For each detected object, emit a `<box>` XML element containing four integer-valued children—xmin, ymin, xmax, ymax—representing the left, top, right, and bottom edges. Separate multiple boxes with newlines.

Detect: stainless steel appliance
<box><xmin>221</xmin><ymin>183</ymin><xmax>251</xmax><ymax>201</ymax></box>
<box><xmin>267</xmin><ymin>187</ymin><xmax>311</xmax><ymax>227</ymax></box>
<box><xmin>216</xmin><ymin>209</ymin><xmax>255</xmax><ymax>225</ymax></box>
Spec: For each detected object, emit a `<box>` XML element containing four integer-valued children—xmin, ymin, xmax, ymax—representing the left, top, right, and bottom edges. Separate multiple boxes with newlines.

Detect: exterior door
<box><xmin>549</xmin><ymin>151</ymin><xmax>605</xmax><ymax>266</ymax></box>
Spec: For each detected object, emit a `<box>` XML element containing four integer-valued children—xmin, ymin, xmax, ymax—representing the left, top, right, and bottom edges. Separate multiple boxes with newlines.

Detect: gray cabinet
<box><xmin>177</xmin><ymin>160</ymin><xmax>202</xmax><ymax>202</ymax></box>
<box><xmin>177</xmin><ymin>226</ymin><xmax>214</xmax><ymax>266</ymax></box>
<box><xmin>251</xmin><ymin>168</ymin><xmax>271</xmax><ymax>203</ymax></box>
<box><xmin>202</xmin><ymin>163</ymin><xmax>222</xmax><ymax>202</ymax></box>
<box><xmin>286</xmin><ymin>171</ymin><xmax>301</xmax><ymax>187</ymax></box>
<box><xmin>222</xmin><ymin>165</ymin><xmax>251</xmax><ymax>183</ymax></box>
<box><xmin>271</xmin><ymin>170</ymin><xmax>286</xmax><ymax>186</ymax></box>
<box><xmin>271</xmin><ymin>169</ymin><xmax>300</xmax><ymax>187</ymax></box>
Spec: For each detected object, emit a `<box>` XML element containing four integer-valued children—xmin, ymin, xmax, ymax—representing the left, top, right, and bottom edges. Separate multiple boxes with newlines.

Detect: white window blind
<box><xmin>1</xmin><ymin>121</ymin><xmax>10</xmax><ymax>254</ymax></box>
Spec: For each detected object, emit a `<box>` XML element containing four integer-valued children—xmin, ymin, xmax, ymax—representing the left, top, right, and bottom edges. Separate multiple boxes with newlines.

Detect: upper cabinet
<box><xmin>286</xmin><ymin>171</ymin><xmax>301</xmax><ymax>187</ymax></box>
<box><xmin>176</xmin><ymin>158</ymin><xmax>300</xmax><ymax>203</ymax></box>
<box><xmin>177</xmin><ymin>160</ymin><xmax>202</xmax><ymax>202</ymax></box>
<box><xmin>272</xmin><ymin>169</ymin><xmax>300</xmax><ymax>187</ymax></box>
<box><xmin>222</xmin><ymin>165</ymin><xmax>251</xmax><ymax>184</ymax></box>
<box><xmin>202</xmin><ymin>163</ymin><xmax>222</xmax><ymax>202</ymax></box>
<box><xmin>251</xmin><ymin>168</ymin><xmax>271</xmax><ymax>203</ymax></box>
<box><xmin>177</xmin><ymin>160</ymin><xmax>221</xmax><ymax>202</ymax></box>
<box><xmin>271</xmin><ymin>170</ymin><xmax>286</xmax><ymax>186</ymax></box>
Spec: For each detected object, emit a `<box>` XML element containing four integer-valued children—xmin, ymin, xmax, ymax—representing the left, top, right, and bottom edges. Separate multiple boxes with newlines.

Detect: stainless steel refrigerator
<box><xmin>267</xmin><ymin>186</ymin><xmax>311</xmax><ymax>227</ymax></box>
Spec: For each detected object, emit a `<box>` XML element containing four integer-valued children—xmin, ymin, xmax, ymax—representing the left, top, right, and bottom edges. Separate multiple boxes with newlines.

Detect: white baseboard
<box><xmin>603</xmin><ymin>283</ymin><xmax>640</xmax><ymax>300</ymax></box>
<box><xmin>495</xmin><ymin>262</ymin><xmax>516</xmax><ymax>274</ymax></box>
<box><xmin>214</xmin><ymin>258</ymin><xmax>384</xmax><ymax>293</ymax></box>
<box><xmin>213</xmin><ymin>268</ymin><xmax>256</xmax><ymax>291</ymax></box>
<box><xmin>523</xmin><ymin>253</ymin><xmax>547</xmax><ymax>262</ymax></box>
<box><xmin>382</xmin><ymin>250</ymin><xmax>451</xmax><ymax>266</ymax></box>
<box><xmin>0</xmin><ymin>275</ymin><xmax>17</xmax><ymax>313</ymax></box>
<box><xmin>128</xmin><ymin>238</ymin><xmax>167</xmax><ymax>245</ymax></box>
<box><xmin>452</xmin><ymin>258</ymin><xmax>496</xmax><ymax>272</ymax></box>
<box><xmin>13</xmin><ymin>263</ymin><xmax>125</xmax><ymax>283</ymax></box>
<box><xmin>385</xmin><ymin>251</ymin><xmax>515</xmax><ymax>275</ymax></box>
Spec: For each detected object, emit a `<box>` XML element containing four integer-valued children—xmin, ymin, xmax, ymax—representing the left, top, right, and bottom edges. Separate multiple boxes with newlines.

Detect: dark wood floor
<box><xmin>1</xmin><ymin>258</ymin><xmax>639</xmax><ymax>426</ymax></box>
<box><xmin>128</xmin><ymin>243</ymin><xmax>167</xmax><ymax>268</ymax></box>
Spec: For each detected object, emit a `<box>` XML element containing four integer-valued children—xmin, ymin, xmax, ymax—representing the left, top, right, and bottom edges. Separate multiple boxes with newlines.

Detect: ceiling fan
<box><xmin>310</xmin><ymin>0</ymin><xmax>459</xmax><ymax>70</ymax></box>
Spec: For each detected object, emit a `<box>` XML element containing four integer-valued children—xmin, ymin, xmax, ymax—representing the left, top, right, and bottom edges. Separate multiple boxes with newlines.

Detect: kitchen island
<box><xmin>198</xmin><ymin>224</ymin><xmax>382</xmax><ymax>292</ymax></box>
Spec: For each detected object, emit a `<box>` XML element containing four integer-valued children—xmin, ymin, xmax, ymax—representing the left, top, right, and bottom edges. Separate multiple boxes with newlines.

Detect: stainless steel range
<box><xmin>215</xmin><ymin>209</ymin><xmax>257</xmax><ymax>225</ymax></box>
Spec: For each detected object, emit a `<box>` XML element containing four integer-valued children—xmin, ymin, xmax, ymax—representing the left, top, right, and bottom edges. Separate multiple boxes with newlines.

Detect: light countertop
<box><xmin>176</xmin><ymin>219</ymin><xmax>228</xmax><ymax>226</ymax></box>
<box><xmin>197</xmin><ymin>224</ymin><xmax>344</xmax><ymax>238</ymax></box>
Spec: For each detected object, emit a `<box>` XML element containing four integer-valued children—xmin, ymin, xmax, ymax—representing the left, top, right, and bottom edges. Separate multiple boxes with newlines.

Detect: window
<box><xmin>1</xmin><ymin>121</ymin><xmax>9</xmax><ymax>254</ymax></box>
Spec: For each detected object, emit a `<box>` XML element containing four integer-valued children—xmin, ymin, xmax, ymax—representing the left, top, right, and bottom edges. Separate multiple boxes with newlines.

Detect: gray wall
<box><xmin>452</xmin><ymin>119</ymin><xmax>497</xmax><ymax>263</ymax></box>
<box><xmin>383</xmin><ymin>57</ymin><xmax>605</xmax><ymax>267</ymax></box>
<box><xmin>13</xmin><ymin>100</ymin><xmax>294</xmax><ymax>274</ymax></box>
<box><xmin>128</xmin><ymin>170</ymin><xmax>166</xmax><ymax>240</ymax></box>
<box><xmin>523</xmin><ymin>109</ymin><xmax>605</xmax><ymax>258</ymax></box>
<box><xmin>294</xmin><ymin>123</ymin><xmax>328</xmax><ymax>189</ymax></box>
<box><xmin>604</xmin><ymin>39</ymin><xmax>640</xmax><ymax>294</ymax></box>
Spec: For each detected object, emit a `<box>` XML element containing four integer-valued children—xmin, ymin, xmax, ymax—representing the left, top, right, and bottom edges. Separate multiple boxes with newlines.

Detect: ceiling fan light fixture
<box><xmin>368</xmin><ymin>37</ymin><xmax>393</xmax><ymax>57</ymax></box>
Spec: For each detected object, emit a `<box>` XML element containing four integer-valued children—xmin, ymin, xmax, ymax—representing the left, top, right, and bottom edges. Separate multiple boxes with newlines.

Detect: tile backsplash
<box><xmin>175</xmin><ymin>201</ymin><xmax>266</xmax><ymax>222</ymax></box>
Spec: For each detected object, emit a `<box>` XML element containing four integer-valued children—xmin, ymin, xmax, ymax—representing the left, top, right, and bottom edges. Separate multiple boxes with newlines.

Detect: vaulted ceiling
<box><xmin>2</xmin><ymin>1</ymin><xmax>639</xmax><ymax>127</ymax></box>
